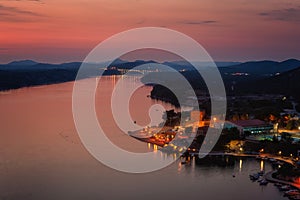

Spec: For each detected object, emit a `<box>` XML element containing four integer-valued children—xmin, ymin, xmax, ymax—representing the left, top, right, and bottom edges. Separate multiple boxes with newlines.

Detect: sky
<box><xmin>0</xmin><ymin>0</ymin><xmax>300</xmax><ymax>63</ymax></box>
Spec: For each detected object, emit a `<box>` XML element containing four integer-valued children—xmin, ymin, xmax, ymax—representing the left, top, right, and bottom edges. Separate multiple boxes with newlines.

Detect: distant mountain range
<box><xmin>237</xmin><ymin>64</ymin><xmax>300</xmax><ymax>99</ymax></box>
<box><xmin>7</xmin><ymin>60</ymin><xmax>38</xmax><ymax>66</ymax></box>
<box><xmin>219</xmin><ymin>59</ymin><xmax>300</xmax><ymax>76</ymax></box>
<box><xmin>3</xmin><ymin>58</ymin><xmax>299</xmax><ymax>74</ymax></box>
<box><xmin>1</xmin><ymin>59</ymin><xmax>300</xmax><ymax>100</ymax></box>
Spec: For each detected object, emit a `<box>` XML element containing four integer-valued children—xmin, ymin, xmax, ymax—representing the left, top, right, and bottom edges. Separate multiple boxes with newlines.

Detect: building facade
<box><xmin>225</xmin><ymin>119</ymin><xmax>273</xmax><ymax>135</ymax></box>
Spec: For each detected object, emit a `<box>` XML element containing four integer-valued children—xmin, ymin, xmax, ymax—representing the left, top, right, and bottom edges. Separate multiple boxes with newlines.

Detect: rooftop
<box><xmin>229</xmin><ymin>119</ymin><xmax>271</xmax><ymax>127</ymax></box>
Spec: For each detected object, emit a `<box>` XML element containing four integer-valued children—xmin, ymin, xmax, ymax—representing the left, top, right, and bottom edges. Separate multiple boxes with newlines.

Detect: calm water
<box><xmin>0</xmin><ymin>76</ymin><xmax>286</xmax><ymax>200</ymax></box>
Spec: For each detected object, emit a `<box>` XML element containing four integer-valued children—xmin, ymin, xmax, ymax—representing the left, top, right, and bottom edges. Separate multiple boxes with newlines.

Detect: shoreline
<box><xmin>130</xmin><ymin>135</ymin><xmax>166</xmax><ymax>147</ymax></box>
<box><xmin>131</xmin><ymin>134</ymin><xmax>297</xmax><ymax>164</ymax></box>
<box><xmin>132</xmin><ymin>133</ymin><xmax>300</xmax><ymax>188</ymax></box>
<box><xmin>265</xmin><ymin>171</ymin><xmax>300</xmax><ymax>189</ymax></box>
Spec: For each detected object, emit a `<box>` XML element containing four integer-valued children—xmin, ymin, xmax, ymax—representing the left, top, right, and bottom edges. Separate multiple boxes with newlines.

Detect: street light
<box><xmin>212</xmin><ymin>117</ymin><xmax>217</xmax><ymax>128</ymax></box>
<box><xmin>260</xmin><ymin>149</ymin><xmax>264</xmax><ymax>153</ymax></box>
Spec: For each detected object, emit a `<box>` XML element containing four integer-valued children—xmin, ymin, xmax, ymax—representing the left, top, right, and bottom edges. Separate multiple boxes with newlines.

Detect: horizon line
<box><xmin>1</xmin><ymin>58</ymin><xmax>299</xmax><ymax>65</ymax></box>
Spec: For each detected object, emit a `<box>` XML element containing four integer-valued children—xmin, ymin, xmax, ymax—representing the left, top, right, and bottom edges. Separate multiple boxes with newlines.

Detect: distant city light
<box><xmin>260</xmin><ymin>149</ymin><xmax>264</xmax><ymax>153</ymax></box>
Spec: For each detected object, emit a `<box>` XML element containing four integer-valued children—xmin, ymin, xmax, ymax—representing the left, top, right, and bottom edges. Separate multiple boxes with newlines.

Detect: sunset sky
<box><xmin>0</xmin><ymin>0</ymin><xmax>300</xmax><ymax>63</ymax></box>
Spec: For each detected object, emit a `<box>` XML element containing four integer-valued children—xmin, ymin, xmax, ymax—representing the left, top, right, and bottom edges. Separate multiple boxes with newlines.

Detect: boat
<box><xmin>257</xmin><ymin>177</ymin><xmax>263</xmax><ymax>182</ymax></box>
<box><xmin>258</xmin><ymin>171</ymin><xmax>264</xmax><ymax>176</ymax></box>
<box><xmin>284</xmin><ymin>190</ymin><xmax>300</xmax><ymax>197</ymax></box>
<box><xmin>249</xmin><ymin>173</ymin><xmax>260</xmax><ymax>181</ymax></box>
<box><xmin>259</xmin><ymin>180</ymin><xmax>269</xmax><ymax>185</ymax></box>
<box><xmin>280</xmin><ymin>185</ymin><xmax>292</xmax><ymax>191</ymax></box>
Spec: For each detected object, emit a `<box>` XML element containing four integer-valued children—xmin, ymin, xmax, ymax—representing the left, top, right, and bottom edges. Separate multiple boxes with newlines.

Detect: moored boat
<box><xmin>280</xmin><ymin>185</ymin><xmax>292</xmax><ymax>191</ymax></box>
<box><xmin>249</xmin><ymin>173</ymin><xmax>260</xmax><ymax>181</ymax></box>
<box><xmin>259</xmin><ymin>180</ymin><xmax>269</xmax><ymax>186</ymax></box>
<box><xmin>284</xmin><ymin>190</ymin><xmax>300</xmax><ymax>197</ymax></box>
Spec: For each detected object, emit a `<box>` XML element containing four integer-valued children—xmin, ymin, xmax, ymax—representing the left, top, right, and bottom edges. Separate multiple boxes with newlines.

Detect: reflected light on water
<box><xmin>178</xmin><ymin>162</ymin><xmax>182</xmax><ymax>174</ymax></box>
<box><xmin>174</xmin><ymin>153</ymin><xmax>177</xmax><ymax>160</ymax></box>
<box><xmin>239</xmin><ymin>159</ymin><xmax>243</xmax><ymax>172</ymax></box>
<box><xmin>153</xmin><ymin>144</ymin><xmax>158</xmax><ymax>152</ymax></box>
<box><xmin>191</xmin><ymin>156</ymin><xmax>195</xmax><ymax>173</ymax></box>
<box><xmin>260</xmin><ymin>160</ymin><xmax>265</xmax><ymax>172</ymax></box>
<box><xmin>147</xmin><ymin>143</ymin><xmax>151</xmax><ymax>150</ymax></box>
<box><xmin>160</xmin><ymin>151</ymin><xmax>164</xmax><ymax>159</ymax></box>
<box><xmin>112</xmin><ymin>75</ymin><xmax>116</xmax><ymax>87</ymax></box>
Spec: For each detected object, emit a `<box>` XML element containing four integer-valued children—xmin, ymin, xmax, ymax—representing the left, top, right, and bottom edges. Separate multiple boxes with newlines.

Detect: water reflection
<box><xmin>260</xmin><ymin>160</ymin><xmax>265</xmax><ymax>172</ymax></box>
<box><xmin>191</xmin><ymin>156</ymin><xmax>195</xmax><ymax>173</ymax></box>
<box><xmin>0</xmin><ymin>76</ymin><xmax>286</xmax><ymax>200</ymax></box>
<box><xmin>239</xmin><ymin>159</ymin><xmax>243</xmax><ymax>172</ymax></box>
<box><xmin>178</xmin><ymin>162</ymin><xmax>182</xmax><ymax>174</ymax></box>
<box><xmin>195</xmin><ymin>156</ymin><xmax>236</xmax><ymax>168</ymax></box>
<box><xmin>153</xmin><ymin>144</ymin><xmax>158</xmax><ymax>152</ymax></box>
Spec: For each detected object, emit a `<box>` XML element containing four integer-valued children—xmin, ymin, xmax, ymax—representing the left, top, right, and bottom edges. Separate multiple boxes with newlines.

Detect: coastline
<box><xmin>132</xmin><ymin>133</ymin><xmax>300</xmax><ymax>188</ymax></box>
<box><xmin>265</xmin><ymin>171</ymin><xmax>300</xmax><ymax>189</ymax></box>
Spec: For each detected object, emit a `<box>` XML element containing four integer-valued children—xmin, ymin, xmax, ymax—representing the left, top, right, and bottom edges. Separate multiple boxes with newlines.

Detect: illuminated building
<box><xmin>225</xmin><ymin>119</ymin><xmax>273</xmax><ymax>135</ymax></box>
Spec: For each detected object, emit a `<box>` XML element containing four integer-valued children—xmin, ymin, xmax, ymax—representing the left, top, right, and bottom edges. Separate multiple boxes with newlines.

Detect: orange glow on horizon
<box><xmin>0</xmin><ymin>0</ymin><xmax>300</xmax><ymax>63</ymax></box>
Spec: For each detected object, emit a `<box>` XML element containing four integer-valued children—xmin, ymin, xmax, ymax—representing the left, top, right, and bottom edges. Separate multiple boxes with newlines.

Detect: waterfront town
<box><xmin>129</xmin><ymin>93</ymin><xmax>300</xmax><ymax>198</ymax></box>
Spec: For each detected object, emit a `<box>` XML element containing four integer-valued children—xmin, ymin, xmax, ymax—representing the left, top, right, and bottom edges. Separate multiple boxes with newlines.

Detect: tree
<box><xmin>272</xmin><ymin>135</ymin><xmax>279</xmax><ymax>143</ymax></box>
<box><xmin>222</xmin><ymin>127</ymin><xmax>240</xmax><ymax>140</ymax></box>
<box><xmin>286</xmin><ymin>120</ymin><xmax>297</xmax><ymax>130</ymax></box>
<box><xmin>281</xmin><ymin>132</ymin><xmax>293</xmax><ymax>143</ymax></box>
